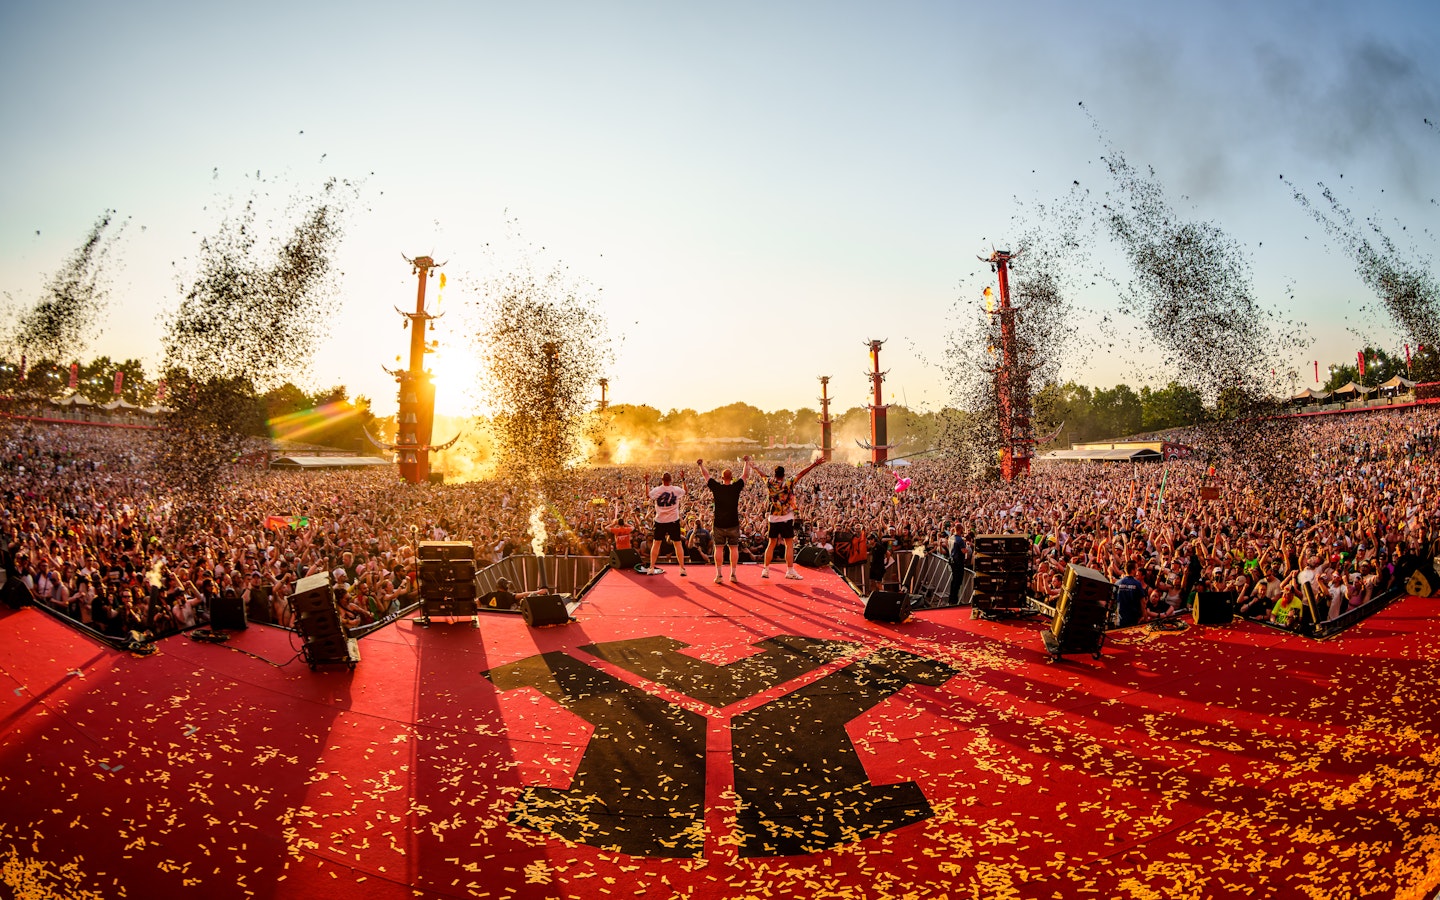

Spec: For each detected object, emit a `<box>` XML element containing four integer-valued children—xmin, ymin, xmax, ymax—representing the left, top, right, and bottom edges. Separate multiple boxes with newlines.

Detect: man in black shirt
<box><xmin>698</xmin><ymin>456</ymin><xmax>759</xmax><ymax>584</ymax></box>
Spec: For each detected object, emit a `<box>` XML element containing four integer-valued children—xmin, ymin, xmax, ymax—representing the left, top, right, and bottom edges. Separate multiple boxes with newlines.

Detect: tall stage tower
<box><xmin>395</xmin><ymin>255</ymin><xmax>440</xmax><ymax>484</ymax></box>
<box><xmin>865</xmin><ymin>339</ymin><xmax>891</xmax><ymax>466</ymax></box>
<box><xmin>986</xmin><ymin>249</ymin><xmax>1034</xmax><ymax>481</ymax></box>
<box><xmin>817</xmin><ymin>375</ymin><xmax>833</xmax><ymax>462</ymax></box>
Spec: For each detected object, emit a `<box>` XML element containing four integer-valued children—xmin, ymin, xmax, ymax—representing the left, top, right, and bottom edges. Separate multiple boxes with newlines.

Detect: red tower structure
<box><xmin>817</xmin><ymin>375</ymin><xmax>833</xmax><ymax>462</ymax></box>
<box><xmin>865</xmin><ymin>340</ymin><xmax>891</xmax><ymax>466</ymax></box>
<box><xmin>986</xmin><ymin>249</ymin><xmax>1034</xmax><ymax>480</ymax></box>
<box><xmin>394</xmin><ymin>255</ymin><xmax>440</xmax><ymax>484</ymax></box>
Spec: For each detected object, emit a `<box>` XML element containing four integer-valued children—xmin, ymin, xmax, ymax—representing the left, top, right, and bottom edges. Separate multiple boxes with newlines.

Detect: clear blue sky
<box><xmin>2</xmin><ymin>1</ymin><xmax>1437</xmax><ymax>416</ymax></box>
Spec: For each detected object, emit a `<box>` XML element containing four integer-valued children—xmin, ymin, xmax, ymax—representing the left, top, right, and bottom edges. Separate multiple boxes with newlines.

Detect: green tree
<box><xmin>1140</xmin><ymin>381</ymin><xmax>1205</xmax><ymax>432</ymax></box>
<box><xmin>1091</xmin><ymin>384</ymin><xmax>1143</xmax><ymax>439</ymax></box>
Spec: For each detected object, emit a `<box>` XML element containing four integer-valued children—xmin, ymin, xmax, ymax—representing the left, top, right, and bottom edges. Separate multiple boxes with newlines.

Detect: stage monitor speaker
<box><xmin>1044</xmin><ymin>564</ymin><xmax>1113</xmax><ymax>659</ymax></box>
<box><xmin>796</xmin><ymin>545</ymin><xmax>831</xmax><ymax>568</ymax></box>
<box><xmin>609</xmin><ymin>548</ymin><xmax>642</xmax><ymax>570</ymax></box>
<box><xmin>864</xmin><ymin>590</ymin><xmax>912</xmax><ymax>623</ymax></box>
<box><xmin>1193</xmin><ymin>590</ymin><xmax>1235</xmax><ymax>625</ymax></box>
<box><xmin>418</xmin><ymin>541</ymin><xmax>475</xmax><ymax>562</ymax></box>
<box><xmin>521</xmin><ymin>594</ymin><xmax>571</xmax><ymax>627</ymax></box>
<box><xmin>211</xmin><ymin>591</ymin><xmax>247</xmax><ymax>631</ymax></box>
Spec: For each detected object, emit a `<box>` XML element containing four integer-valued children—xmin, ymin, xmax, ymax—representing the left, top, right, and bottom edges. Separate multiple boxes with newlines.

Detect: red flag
<box><xmin>68</xmin><ymin>363</ymin><xmax>78</xmax><ymax>390</ymax></box>
<box><xmin>1358</xmin><ymin>351</ymin><xmax>1365</xmax><ymax>377</ymax></box>
<box><xmin>157</xmin><ymin>379</ymin><xmax>167</xmax><ymax>403</ymax></box>
<box><xmin>1405</xmin><ymin>344</ymin><xmax>1412</xmax><ymax>368</ymax></box>
<box><xmin>1314</xmin><ymin>360</ymin><xmax>1319</xmax><ymax>383</ymax></box>
<box><xmin>17</xmin><ymin>355</ymin><xmax>25</xmax><ymax>382</ymax></box>
<box><xmin>113</xmin><ymin>371</ymin><xmax>124</xmax><ymax>396</ymax></box>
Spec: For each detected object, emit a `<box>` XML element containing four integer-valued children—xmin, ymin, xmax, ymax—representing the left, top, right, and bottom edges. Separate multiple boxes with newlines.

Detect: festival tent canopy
<box><xmin>1290</xmin><ymin>387</ymin><xmax>1331</xmax><ymax>402</ymax></box>
<box><xmin>1330</xmin><ymin>382</ymin><xmax>1375</xmax><ymax>397</ymax></box>
<box><xmin>1037</xmin><ymin>447</ymin><xmax>1164</xmax><ymax>462</ymax></box>
<box><xmin>1378</xmin><ymin>374</ymin><xmax>1417</xmax><ymax>391</ymax></box>
<box><xmin>269</xmin><ymin>455</ymin><xmax>393</xmax><ymax>470</ymax></box>
<box><xmin>49</xmin><ymin>393</ymin><xmax>95</xmax><ymax>406</ymax></box>
<box><xmin>101</xmin><ymin>398</ymin><xmax>141</xmax><ymax>410</ymax></box>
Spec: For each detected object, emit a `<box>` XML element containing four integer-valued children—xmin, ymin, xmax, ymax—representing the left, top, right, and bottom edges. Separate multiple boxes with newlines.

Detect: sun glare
<box><xmin>427</xmin><ymin>349</ymin><xmax>485</xmax><ymax>417</ymax></box>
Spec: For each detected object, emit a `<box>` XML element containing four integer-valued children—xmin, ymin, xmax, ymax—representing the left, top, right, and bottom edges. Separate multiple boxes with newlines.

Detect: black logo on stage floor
<box><xmin>482</xmin><ymin>635</ymin><xmax>956</xmax><ymax>858</ymax></box>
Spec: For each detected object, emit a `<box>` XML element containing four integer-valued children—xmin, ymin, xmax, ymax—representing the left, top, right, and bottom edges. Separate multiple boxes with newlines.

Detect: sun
<box><xmin>426</xmin><ymin>346</ymin><xmax>487</xmax><ymax>417</ymax></box>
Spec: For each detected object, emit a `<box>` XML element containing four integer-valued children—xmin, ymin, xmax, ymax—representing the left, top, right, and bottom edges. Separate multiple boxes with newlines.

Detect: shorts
<box><xmin>767</xmin><ymin>520</ymin><xmax>795</xmax><ymax>540</ymax></box>
<box><xmin>713</xmin><ymin>526</ymin><xmax>741</xmax><ymax>547</ymax></box>
<box><xmin>654</xmin><ymin>521</ymin><xmax>683</xmax><ymax>542</ymax></box>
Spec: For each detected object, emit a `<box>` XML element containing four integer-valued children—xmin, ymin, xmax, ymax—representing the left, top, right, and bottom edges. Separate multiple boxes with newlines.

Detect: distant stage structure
<box><xmin>864</xmin><ymin>339</ymin><xmax>891</xmax><ymax>466</ymax></box>
<box><xmin>365</xmin><ymin>255</ymin><xmax>461</xmax><ymax>484</ymax></box>
<box><xmin>817</xmin><ymin>375</ymin><xmax>833</xmax><ymax>462</ymax></box>
<box><xmin>986</xmin><ymin>250</ymin><xmax>1035</xmax><ymax>481</ymax></box>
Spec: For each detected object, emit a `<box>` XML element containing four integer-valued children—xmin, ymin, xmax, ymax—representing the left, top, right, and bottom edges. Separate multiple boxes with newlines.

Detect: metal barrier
<box><xmin>477</xmin><ymin>555</ymin><xmax>609</xmax><ymax>598</ymax></box>
<box><xmin>1312</xmin><ymin>587</ymin><xmax>1404</xmax><ymax>639</ymax></box>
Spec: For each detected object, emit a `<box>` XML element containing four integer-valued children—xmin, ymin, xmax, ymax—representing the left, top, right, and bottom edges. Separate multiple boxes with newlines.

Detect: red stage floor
<box><xmin>1</xmin><ymin>566</ymin><xmax>1438</xmax><ymax>900</ymax></box>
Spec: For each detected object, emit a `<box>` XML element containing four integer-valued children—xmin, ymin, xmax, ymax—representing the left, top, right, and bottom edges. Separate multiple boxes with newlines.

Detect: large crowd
<box><xmin>2</xmin><ymin>404</ymin><xmax>1438</xmax><ymax>642</ymax></box>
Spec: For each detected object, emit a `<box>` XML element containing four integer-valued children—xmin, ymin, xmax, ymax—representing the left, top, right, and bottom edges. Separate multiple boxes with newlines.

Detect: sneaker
<box><xmin>785</xmin><ymin>570</ymin><xmax>803</xmax><ymax>580</ymax></box>
<box><xmin>713</xmin><ymin>573</ymin><xmax>722</xmax><ymax>584</ymax></box>
<box><xmin>730</xmin><ymin>573</ymin><xmax>739</xmax><ymax>583</ymax></box>
<box><xmin>679</xmin><ymin>570</ymin><xmax>687</xmax><ymax>577</ymax></box>
<box><xmin>760</xmin><ymin>569</ymin><xmax>770</xmax><ymax>579</ymax></box>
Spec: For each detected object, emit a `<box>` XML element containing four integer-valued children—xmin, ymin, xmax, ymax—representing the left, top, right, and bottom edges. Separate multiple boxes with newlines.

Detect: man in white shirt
<box><xmin>643</xmin><ymin>472</ymin><xmax>686</xmax><ymax>576</ymax></box>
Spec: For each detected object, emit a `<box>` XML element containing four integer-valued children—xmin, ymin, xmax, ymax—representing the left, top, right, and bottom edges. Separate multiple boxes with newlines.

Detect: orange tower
<box><xmin>395</xmin><ymin>255</ymin><xmax>440</xmax><ymax>484</ymax></box>
<box><xmin>986</xmin><ymin>250</ymin><xmax>1034</xmax><ymax>480</ymax></box>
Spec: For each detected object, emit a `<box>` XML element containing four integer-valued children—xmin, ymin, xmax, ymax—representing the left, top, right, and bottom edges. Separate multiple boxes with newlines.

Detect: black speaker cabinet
<box><xmin>290</xmin><ymin>572</ymin><xmax>358</xmax><ymax>670</ymax></box>
<box><xmin>418</xmin><ymin>541</ymin><xmax>475</xmax><ymax>562</ymax></box>
<box><xmin>1044</xmin><ymin>564</ymin><xmax>1113</xmax><ymax>660</ymax></box>
<box><xmin>420</xmin><ymin>580</ymin><xmax>478</xmax><ymax>601</ymax></box>
<box><xmin>864</xmin><ymin>590</ymin><xmax>912</xmax><ymax>623</ymax></box>
<box><xmin>972</xmin><ymin>551</ymin><xmax>1030</xmax><ymax>575</ymax></box>
<box><xmin>796</xmin><ymin>545</ymin><xmax>832</xmax><ymax>568</ymax></box>
<box><xmin>419</xmin><ymin>559</ymin><xmax>476</xmax><ymax>584</ymax></box>
<box><xmin>1193</xmin><ymin>590</ymin><xmax>1236</xmax><ymax>625</ymax></box>
<box><xmin>521</xmin><ymin>594</ymin><xmax>571</xmax><ymax>627</ymax></box>
<box><xmin>211</xmin><ymin>591</ymin><xmax>247</xmax><ymax>631</ymax></box>
<box><xmin>609</xmin><ymin>548</ymin><xmax>642</xmax><ymax>570</ymax></box>
<box><xmin>972</xmin><ymin>570</ymin><xmax>1030</xmax><ymax>593</ymax></box>
<box><xmin>973</xmin><ymin>534</ymin><xmax>1030</xmax><ymax>555</ymax></box>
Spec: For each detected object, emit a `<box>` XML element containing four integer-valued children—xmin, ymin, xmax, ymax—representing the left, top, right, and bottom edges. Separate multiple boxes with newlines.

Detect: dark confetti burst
<box><xmin>472</xmin><ymin>238</ymin><xmax>612</xmax><ymax>508</ymax></box>
<box><xmin>6</xmin><ymin>211</ymin><xmax>125</xmax><ymax>364</ymax></box>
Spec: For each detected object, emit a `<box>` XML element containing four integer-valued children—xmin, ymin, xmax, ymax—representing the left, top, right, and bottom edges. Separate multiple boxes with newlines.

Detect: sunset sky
<box><xmin>2</xmin><ymin>1</ymin><xmax>1437</xmax><ymax>417</ymax></box>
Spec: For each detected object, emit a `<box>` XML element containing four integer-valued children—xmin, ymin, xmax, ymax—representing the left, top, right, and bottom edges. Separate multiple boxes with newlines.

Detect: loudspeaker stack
<box><xmin>417</xmin><ymin>541</ymin><xmax>478</xmax><ymax>625</ymax></box>
<box><xmin>1043</xmin><ymin>563</ymin><xmax>1114</xmax><ymax>660</ymax></box>
<box><xmin>970</xmin><ymin>534</ymin><xmax>1031</xmax><ymax>618</ymax></box>
<box><xmin>290</xmin><ymin>571</ymin><xmax>359</xmax><ymax>671</ymax></box>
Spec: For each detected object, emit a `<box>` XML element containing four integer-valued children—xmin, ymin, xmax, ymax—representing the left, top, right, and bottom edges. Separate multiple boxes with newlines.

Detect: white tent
<box><xmin>1377</xmin><ymin>374</ymin><xmax>1417</xmax><ymax>392</ymax></box>
<box><xmin>1290</xmin><ymin>387</ymin><xmax>1331</xmax><ymax>403</ymax></box>
<box><xmin>49</xmin><ymin>392</ymin><xmax>94</xmax><ymax>407</ymax></box>
<box><xmin>1330</xmin><ymin>381</ymin><xmax>1375</xmax><ymax>397</ymax></box>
